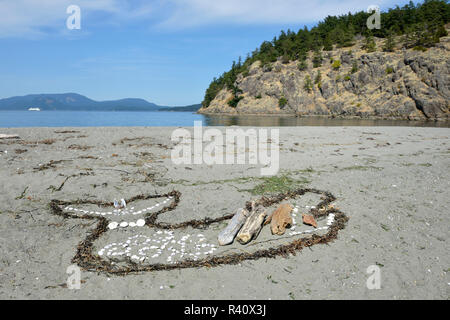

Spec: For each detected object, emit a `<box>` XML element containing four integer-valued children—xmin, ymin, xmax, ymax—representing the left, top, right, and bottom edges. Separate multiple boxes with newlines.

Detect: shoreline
<box><xmin>198</xmin><ymin>111</ymin><xmax>450</xmax><ymax>121</ymax></box>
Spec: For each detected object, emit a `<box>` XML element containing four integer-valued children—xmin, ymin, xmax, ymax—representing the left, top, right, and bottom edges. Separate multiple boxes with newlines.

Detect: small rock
<box><xmin>302</xmin><ymin>214</ymin><xmax>317</xmax><ymax>228</ymax></box>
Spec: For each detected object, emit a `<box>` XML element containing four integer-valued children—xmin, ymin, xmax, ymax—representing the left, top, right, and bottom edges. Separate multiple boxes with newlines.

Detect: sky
<box><xmin>0</xmin><ymin>0</ymin><xmax>418</xmax><ymax>106</ymax></box>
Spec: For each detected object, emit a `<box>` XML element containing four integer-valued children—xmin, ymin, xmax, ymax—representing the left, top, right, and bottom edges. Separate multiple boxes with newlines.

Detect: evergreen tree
<box><xmin>402</xmin><ymin>26</ymin><xmax>416</xmax><ymax>48</ymax></box>
<box><xmin>312</xmin><ymin>48</ymin><xmax>323</xmax><ymax>68</ymax></box>
<box><xmin>304</xmin><ymin>75</ymin><xmax>313</xmax><ymax>93</ymax></box>
<box><xmin>362</xmin><ymin>35</ymin><xmax>377</xmax><ymax>52</ymax></box>
<box><xmin>323</xmin><ymin>36</ymin><xmax>333</xmax><ymax>51</ymax></box>
<box><xmin>435</xmin><ymin>24</ymin><xmax>448</xmax><ymax>38</ymax></box>
<box><xmin>314</xmin><ymin>70</ymin><xmax>322</xmax><ymax>84</ymax></box>
<box><xmin>338</xmin><ymin>26</ymin><xmax>355</xmax><ymax>47</ymax></box>
<box><xmin>351</xmin><ymin>61</ymin><xmax>358</xmax><ymax>74</ymax></box>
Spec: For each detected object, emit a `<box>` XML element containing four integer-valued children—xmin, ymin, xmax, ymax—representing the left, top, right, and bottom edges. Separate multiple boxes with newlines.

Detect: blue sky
<box><xmin>0</xmin><ymin>0</ymin><xmax>417</xmax><ymax>106</ymax></box>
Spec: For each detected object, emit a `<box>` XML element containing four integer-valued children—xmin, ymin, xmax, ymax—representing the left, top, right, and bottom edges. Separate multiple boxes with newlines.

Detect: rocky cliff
<box><xmin>199</xmin><ymin>33</ymin><xmax>450</xmax><ymax>120</ymax></box>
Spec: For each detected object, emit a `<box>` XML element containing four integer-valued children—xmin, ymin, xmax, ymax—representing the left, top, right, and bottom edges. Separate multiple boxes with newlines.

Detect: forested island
<box><xmin>199</xmin><ymin>0</ymin><xmax>450</xmax><ymax>120</ymax></box>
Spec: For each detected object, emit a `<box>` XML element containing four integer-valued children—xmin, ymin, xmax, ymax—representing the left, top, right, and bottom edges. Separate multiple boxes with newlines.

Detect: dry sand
<box><xmin>0</xmin><ymin>126</ymin><xmax>448</xmax><ymax>299</ymax></box>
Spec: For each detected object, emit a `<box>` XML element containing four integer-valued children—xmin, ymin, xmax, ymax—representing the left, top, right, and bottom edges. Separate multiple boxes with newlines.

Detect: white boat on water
<box><xmin>28</xmin><ymin>107</ymin><xmax>41</xmax><ymax>111</ymax></box>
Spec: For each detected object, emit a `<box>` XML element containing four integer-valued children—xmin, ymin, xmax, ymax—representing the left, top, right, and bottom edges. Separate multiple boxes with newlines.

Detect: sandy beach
<box><xmin>0</xmin><ymin>126</ymin><xmax>448</xmax><ymax>299</ymax></box>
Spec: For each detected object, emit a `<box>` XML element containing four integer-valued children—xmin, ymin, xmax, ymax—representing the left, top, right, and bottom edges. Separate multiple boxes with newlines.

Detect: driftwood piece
<box><xmin>302</xmin><ymin>214</ymin><xmax>317</xmax><ymax>228</ymax></box>
<box><xmin>236</xmin><ymin>204</ymin><xmax>267</xmax><ymax>245</ymax></box>
<box><xmin>218</xmin><ymin>208</ymin><xmax>250</xmax><ymax>246</ymax></box>
<box><xmin>0</xmin><ymin>134</ymin><xmax>20</xmax><ymax>139</ymax></box>
<box><xmin>266</xmin><ymin>203</ymin><xmax>293</xmax><ymax>235</ymax></box>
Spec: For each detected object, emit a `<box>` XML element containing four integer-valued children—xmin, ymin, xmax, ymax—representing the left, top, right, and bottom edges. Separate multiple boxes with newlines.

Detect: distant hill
<box><xmin>158</xmin><ymin>104</ymin><xmax>201</xmax><ymax>112</ymax></box>
<box><xmin>0</xmin><ymin>93</ymin><xmax>164</xmax><ymax>111</ymax></box>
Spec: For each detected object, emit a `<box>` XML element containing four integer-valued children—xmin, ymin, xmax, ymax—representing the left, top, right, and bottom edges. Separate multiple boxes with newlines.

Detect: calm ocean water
<box><xmin>0</xmin><ymin>111</ymin><xmax>448</xmax><ymax>128</ymax></box>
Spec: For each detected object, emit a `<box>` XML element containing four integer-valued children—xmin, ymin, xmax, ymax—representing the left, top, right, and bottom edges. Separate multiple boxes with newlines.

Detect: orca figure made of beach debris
<box><xmin>49</xmin><ymin>188</ymin><xmax>348</xmax><ymax>276</ymax></box>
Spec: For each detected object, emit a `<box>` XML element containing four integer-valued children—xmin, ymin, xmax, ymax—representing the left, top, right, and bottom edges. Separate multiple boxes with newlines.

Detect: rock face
<box><xmin>199</xmin><ymin>35</ymin><xmax>450</xmax><ymax>120</ymax></box>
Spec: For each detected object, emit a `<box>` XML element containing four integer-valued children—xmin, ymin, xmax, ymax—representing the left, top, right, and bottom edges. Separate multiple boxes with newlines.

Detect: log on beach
<box><xmin>266</xmin><ymin>203</ymin><xmax>293</xmax><ymax>235</ymax></box>
<box><xmin>0</xmin><ymin>134</ymin><xmax>20</xmax><ymax>139</ymax></box>
<box><xmin>236</xmin><ymin>205</ymin><xmax>267</xmax><ymax>245</ymax></box>
<box><xmin>218</xmin><ymin>208</ymin><xmax>250</xmax><ymax>246</ymax></box>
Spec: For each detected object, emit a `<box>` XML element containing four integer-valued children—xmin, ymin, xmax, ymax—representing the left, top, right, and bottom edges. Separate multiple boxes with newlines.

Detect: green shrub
<box><xmin>385</xmin><ymin>66</ymin><xmax>394</xmax><ymax>74</ymax></box>
<box><xmin>314</xmin><ymin>70</ymin><xmax>322</xmax><ymax>84</ymax></box>
<box><xmin>351</xmin><ymin>61</ymin><xmax>358</xmax><ymax>74</ymax></box>
<box><xmin>279</xmin><ymin>97</ymin><xmax>288</xmax><ymax>108</ymax></box>
<box><xmin>382</xmin><ymin>34</ymin><xmax>396</xmax><ymax>52</ymax></box>
<box><xmin>332</xmin><ymin>60</ymin><xmax>341</xmax><ymax>70</ymax></box>
<box><xmin>228</xmin><ymin>96</ymin><xmax>243</xmax><ymax>108</ymax></box>
<box><xmin>362</xmin><ymin>35</ymin><xmax>377</xmax><ymax>53</ymax></box>
<box><xmin>298</xmin><ymin>61</ymin><xmax>307</xmax><ymax>71</ymax></box>
<box><xmin>263</xmin><ymin>62</ymin><xmax>273</xmax><ymax>72</ymax></box>
<box><xmin>413</xmin><ymin>46</ymin><xmax>427</xmax><ymax>52</ymax></box>
<box><xmin>255</xmin><ymin>94</ymin><xmax>262</xmax><ymax>99</ymax></box>
<box><xmin>312</xmin><ymin>48</ymin><xmax>322</xmax><ymax>68</ymax></box>
<box><xmin>304</xmin><ymin>75</ymin><xmax>313</xmax><ymax>93</ymax></box>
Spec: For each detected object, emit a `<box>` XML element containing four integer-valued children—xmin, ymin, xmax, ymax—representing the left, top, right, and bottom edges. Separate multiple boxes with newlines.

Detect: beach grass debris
<box><xmin>54</xmin><ymin>130</ymin><xmax>80</xmax><ymax>134</ymax></box>
<box><xmin>267</xmin><ymin>275</ymin><xmax>278</xmax><ymax>284</ymax></box>
<box><xmin>15</xmin><ymin>186</ymin><xmax>29</xmax><ymax>200</ymax></box>
<box><xmin>47</xmin><ymin>177</ymin><xmax>71</xmax><ymax>192</ymax></box>
<box><xmin>33</xmin><ymin>159</ymin><xmax>73</xmax><ymax>171</ymax></box>
<box><xmin>68</xmin><ymin>144</ymin><xmax>93</xmax><ymax>151</ymax></box>
<box><xmin>341</xmin><ymin>165</ymin><xmax>383</xmax><ymax>171</ymax></box>
<box><xmin>36</xmin><ymin>139</ymin><xmax>56</xmax><ymax>145</ymax></box>
<box><xmin>47</xmin><ymin>172</ymin><xmax>93</xmax><ymax>192</ymax></box>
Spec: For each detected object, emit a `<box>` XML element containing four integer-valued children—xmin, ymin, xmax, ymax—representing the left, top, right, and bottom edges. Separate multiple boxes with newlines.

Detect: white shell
<box><xmin>108</xmin><ymin>222</ymin><xmax>119</xmax><ymax>230</ymax></box>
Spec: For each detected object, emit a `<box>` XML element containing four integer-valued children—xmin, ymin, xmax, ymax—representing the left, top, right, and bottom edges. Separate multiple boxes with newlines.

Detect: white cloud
<box><xmin>0</xmin><ymin>0</ymin><xmax>399</xmax><ymax>37</ymax></box>
<box><xmin>157</xmin><ymin>0</ymin><xmax>395</xmax><ymax>28</ymax></box>
<box><xmin>0</xmin><ymin>0</ymin><xmax>120</xmax><ymax>38</ymax></box>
